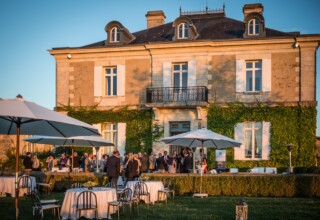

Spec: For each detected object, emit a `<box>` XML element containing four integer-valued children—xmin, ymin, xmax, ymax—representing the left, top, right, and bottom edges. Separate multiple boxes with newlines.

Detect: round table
<box><xmin>60</xmin><ymin>187</ymin><xmax>117</xmax><ymax>220</ymax></box>
<box><xmin>0</xmin><ymin>176</ymin><xmax>36</xmax><ymax>197</ymax></box>
<box><xmin>126</xmin><ymin>180</ymin><xmax>164</xmax><ymax>204</ymax></box>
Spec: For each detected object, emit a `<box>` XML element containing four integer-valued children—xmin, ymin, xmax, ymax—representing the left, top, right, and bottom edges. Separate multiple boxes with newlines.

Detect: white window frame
<box><xmin>178</xmin><ymin>23</ymin><xmax>189</xmax><ymax>39</ymax></box>
<box><xmin>110</xmin><ymin>27</ymin><xmax>120</xmax><ymax>42</ymax></box>
<box><xmin>103</xmin><ymin>123</ymin><xmax>117</xmax><ymax>155</ymax></box>
<box><xmin>234</xmin><ymin>121</ymin><xmax>270</xmax><ymax>161</ymax></box>
<box><xmin>248</xmin><ymin>19</ymin><xmax>260</xmax><ymax>35</ymax></box>
<box><xmin>244</xmin><ymin>122</ymin><xmax>262</xmax><ymax>159</ymax></box>
<box><xmin>245</xmin><ymin>60</ymin><xmax>262</xmax><ymax>92</ymax></box>
<box><xmin>104</xmin><ymin>67</ymin><xmax>117</xmax><ymax>96</ymax></box>
<box><xmin>172</xmin><ymin>63</ymin><xmax>188</xmax><ymax>87</ymax></box>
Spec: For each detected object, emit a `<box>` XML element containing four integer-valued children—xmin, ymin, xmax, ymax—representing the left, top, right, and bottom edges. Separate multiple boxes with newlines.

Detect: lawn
<box><xmin>0</xmin><ymin>193</ymin><xmax>319</xmax><ymax>220</ymax></box>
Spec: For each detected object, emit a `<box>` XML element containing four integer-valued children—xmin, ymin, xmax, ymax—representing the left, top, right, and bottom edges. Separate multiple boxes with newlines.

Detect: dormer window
<box><xmin>110</xmin><ymin>27</ymin><xmax>120</xmax><ymax>42</ymax></box>
<box><xmin>178</xmin><ymin>23</ymin><xmax>189</xmax><ymax>39</ymax></box>
<box><xmin>105</xmin><ymin>21</ymin><xmax>135</xmax><ymax>45</ymax></box>
<box><xmin>243</xmin><ymin>4</ymin><xmax>266</xmax><ymax>38</ymax></box>
<box><xmin>173</xmin><ymin>17</ymin><xmax>199</xmax><ymax>41</ymax></box>
<box><xmin>248</xmin><ymin>19</ymin><xmax>260</xmax><ymax>35</ymax></box>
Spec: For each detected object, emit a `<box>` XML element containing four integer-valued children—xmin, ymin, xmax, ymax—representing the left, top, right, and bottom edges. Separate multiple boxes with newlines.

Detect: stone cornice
<box><xmin>48</xmin><ymin>35</ymin><xmax>320</xmax><ymax>57</ymax></box>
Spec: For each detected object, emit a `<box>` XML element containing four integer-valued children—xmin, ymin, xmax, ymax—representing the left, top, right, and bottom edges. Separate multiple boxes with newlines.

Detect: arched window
<box><xmin>248</xmin><ymin>19</ymin><xmax>260</xmax><ymax>35</ymax></box>
<box><xmin>110</xmin><ymin>27</ymin><xmax>120</xmax><ymax>42</ymax></box>
<box><xmin>178</xmin><ymin>23</ymin><xmax>189</xmax><ymax>39</ymax></box>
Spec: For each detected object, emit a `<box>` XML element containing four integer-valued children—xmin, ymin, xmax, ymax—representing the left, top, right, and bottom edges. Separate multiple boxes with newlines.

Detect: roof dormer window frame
<box><xmin>248</xmin><ymin>18</ymin><xmax>260</xmax><ymax>36</ymax></box>
<box><xmin>243</xmin><ymin>13</ymin><xmax>266</xmax><ymax>38</ymax></box>
<box><xmin>178</xmin><ymin>22</ymin><xmax>189</xmax><ymax>39</ymax></box>
<box><xmin>172</xmin><ymin>16</ymin><xmax>199</xmax><ymax>41</ymax></box>
<box><xmin>110</xmin><ymin>26</ymin><xmax>121</xmax><ymax>43</ymax></box>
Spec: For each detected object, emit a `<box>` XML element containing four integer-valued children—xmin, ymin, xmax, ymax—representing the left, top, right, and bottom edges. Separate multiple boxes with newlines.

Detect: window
<box><xmin>110</xmin><ymin>27</ymin><xmax>120</xmax><ymax>42</ymax></box>
<box><xmin>244</xmin><ymin>122</ymin><xmax>262</xmax><ymax>159</ymax></box>
<box><xmin>103</xmin><ymin>123</ymin><xmax>117</xmax><ymax>155</ymax></box>
<box><xmin>178</xmin><ymin>23</ymin><xmax>189</xmax><ymax>39</ymax></box>
<box><xmin>248</xmin><ymin>19</ymin><xmax>260</xmax><ymax>35</ymax></box>
<box><xmin>104</xmin><ymin>67</ymin><xmax>117</xmax><ymax>96</ymax></box>
<box><xmin>173</xmin><ymin>63</ymin><xmax>188</xmax><ymax>87</ymax></box>
<box><xmin>246</xmin><ymin>60</ymin><xmax>262</xmax><ymax>92</ymax></box>
<box><xmin>234</xmin><ymin>122</ymin><xmax>270</xmax><ymax>160</ymax></box>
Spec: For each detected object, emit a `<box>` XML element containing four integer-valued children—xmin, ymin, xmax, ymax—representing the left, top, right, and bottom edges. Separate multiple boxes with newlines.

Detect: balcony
<box><xmin>146</xmin><ymin>86</ymin><xmax>208</xmax><ymax>107</ymax></box>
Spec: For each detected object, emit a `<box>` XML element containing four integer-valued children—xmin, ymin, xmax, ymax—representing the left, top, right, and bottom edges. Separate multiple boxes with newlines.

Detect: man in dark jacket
<box><xmin>23</xmin><ymin>152</ymin><xmax>33</xmax><ymax>173</ymax></box>
<box><xmin>184</xmin><ymin>152</ymin><xmax>193</xmax><ymax>173</ymax></box>
<box><xmin>106</xmin><ymin>150</ymin><xmax>121</xmax><ymax>185</ymax></box>
<box><xmin>156</xmin><ymin>152</ymin><xmax>165</xmax><ymax>171</ymax></box>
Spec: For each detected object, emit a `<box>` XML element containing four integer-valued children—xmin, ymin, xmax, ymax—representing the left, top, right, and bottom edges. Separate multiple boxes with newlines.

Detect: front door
<box><xmin>169</xmin><ymin>121</ymin><xmax>190</xmax><ymax>155</ymax></box>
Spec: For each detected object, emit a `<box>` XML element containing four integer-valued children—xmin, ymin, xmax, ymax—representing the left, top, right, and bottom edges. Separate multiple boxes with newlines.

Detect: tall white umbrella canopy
<box><xmin>0</xmin><ymin>96</ymin><xmax>100</xmax><ymax>219</ymax></box>
<box><xmin>24</xmin><ymin>135</ymin><xmax>114</xmax><ymax>172</ymax></box>
<box><xmin>161</xmin><ymin>128</ymin><xmax>241</xmax><ymax>197</ymax></box>
<box><xmin>161</xmin><ymin>128</ymin><xmax>242</xmax><ymax>149</ymax></box>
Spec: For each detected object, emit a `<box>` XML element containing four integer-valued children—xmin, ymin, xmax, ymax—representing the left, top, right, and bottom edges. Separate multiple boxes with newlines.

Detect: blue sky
<box><xmin>0</xmin><ymin>0</ymin><xmax>319</xmax><ymax>132</ymax></box>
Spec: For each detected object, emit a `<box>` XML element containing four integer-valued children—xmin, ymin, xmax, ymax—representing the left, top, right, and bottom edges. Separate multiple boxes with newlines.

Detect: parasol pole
<box><xmin>15</xmin><ymin>119</ymin><xmax>21</xmax><ymax>220</ymax></box>
<box><xmin>95</xmin><ymin>147</ymin><xmax>100</xmax><ymax>173</ymax></box>
<box><xmin>200</xmin><ymin>141</ymin><xmax>204</xmax><ymax>194</ymax></box>
<box><xmin>71</xmin><ymin>139</ymin><xmax>74</xmax><ymax>171</ymax></box>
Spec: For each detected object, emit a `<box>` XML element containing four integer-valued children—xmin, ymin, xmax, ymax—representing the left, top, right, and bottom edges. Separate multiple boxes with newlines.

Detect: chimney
<box><xmin>243</xmin><ymin>3</ymin><xmax>263</xmax><ymax>16</ymax></box>
<box><xmin>145</xmin><ymin>10</ymin><xmax>166</xmax><ymax>29</ymax></box>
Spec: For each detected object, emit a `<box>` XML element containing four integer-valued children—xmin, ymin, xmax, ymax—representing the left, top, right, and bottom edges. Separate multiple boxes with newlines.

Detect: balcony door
<box><xmin>173</xmin><ymin>63</ymin><xmax>188</xmax><ymax>101</ymax></box>
<box><xmin>169</xmin><ymin>121</ymin><xmax>190</xmax><ymax>155</ymax></box>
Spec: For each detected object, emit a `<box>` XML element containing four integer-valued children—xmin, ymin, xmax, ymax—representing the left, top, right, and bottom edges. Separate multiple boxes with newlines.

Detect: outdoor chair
<box><xmin>75</xmin><ymin>190</ymin><xmax>98</xmax><ymax>219</ymax></box>
<box><xmin>133</xmin><ymin>181</ymin><xmax>150</xmax><ymax>206</ymax></box>
<box><xmin>37</xmin><ymin>174</ymin><xmax>54</xmax><ymax>194</ymax></box>
<box><xmin>18</xmin><ymin>175</ymin><xmax>33</xmax><ymax>196</ymax></box>
<box><xmin>31</xmin><ymin>189</ymin><xmax>59</xmax><ymax>216</ymax></box>
<box><xmin>158</xmin><ymin>180</ymin><xmax>175</xmax><ymax>204</ymax></box>
<box><xmin>107</xmin><ymin>188</ymin><xmax>133</xmax><ymax>220</ymax></box>
<box><xmin>71</xmin><ymin>181</ymin><xmax>84</xmax><ymax>188</ymax></box>
<box><xmin>31</xmin><ymin>190</ymin><xmax>60</xmax><ymax>220</ymax></box>
<box><xmin>105</xmin><ymin>181</ymin><xmax>116</xmax><ymax>188</ymax></box>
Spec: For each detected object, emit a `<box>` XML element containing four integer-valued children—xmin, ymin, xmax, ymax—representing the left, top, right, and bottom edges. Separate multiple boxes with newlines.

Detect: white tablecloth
<box><xmin>60</xmin><ymin>187</ymin><xmax>117</xmax><ymax>220</ymax></box>
<box><xmin>0</xmin><ymin>176</ymin><xmax>36</xmax><ymax>197</ymax></box>
<box><xmin>126</xmin><ymin>181</ymin><xmax>164</xmax><ymax>204</ymax></box>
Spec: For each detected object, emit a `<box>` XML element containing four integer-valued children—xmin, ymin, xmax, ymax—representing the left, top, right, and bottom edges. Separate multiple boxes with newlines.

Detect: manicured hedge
<box><xmin>142</xmin><ymin>174</ymin><xmax>320</xmax><ymax>197</ymax></box>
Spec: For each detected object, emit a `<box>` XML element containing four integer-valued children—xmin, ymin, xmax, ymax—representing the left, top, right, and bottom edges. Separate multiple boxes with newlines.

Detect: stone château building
<box><xmin>49</xmin><ymin>4</ymin><xmax>320</xmax><ymax>167</ymax></box>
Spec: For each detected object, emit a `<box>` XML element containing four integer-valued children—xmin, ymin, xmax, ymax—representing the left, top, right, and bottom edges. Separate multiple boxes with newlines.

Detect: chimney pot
<box><xmin>145</xmin><ymin>10</ymin><xmax>166</xmax><ymax>29</ymax></box>
<box><xmin>243</xmin><ymin>3</ymin><xmax>263</xmax><ymax>16</ymax></box>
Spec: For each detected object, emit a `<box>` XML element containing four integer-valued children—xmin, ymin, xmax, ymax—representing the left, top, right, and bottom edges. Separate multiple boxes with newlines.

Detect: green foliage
<box><xmin>68</xmin><ymin>107</ymin><xmax>153</xmax><ymax>153</ymax></box>
<box><xmin>145</xmin><ymin>174</ymin><xmax>320</xmax><ymax>197</ymax></box>
<box><xmin>207</xmin><ymin>104</ymin><xmax>317</xmax><ymax>168</ymax></box>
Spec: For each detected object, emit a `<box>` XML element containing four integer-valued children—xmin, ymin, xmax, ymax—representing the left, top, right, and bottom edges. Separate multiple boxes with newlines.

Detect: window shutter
<box><xmin>236</xmin><ymin>60</ymin><xmax>246</xmax><ymax>92</ymax></box>
<box><xmin>92</xmin><ymin>124</ymin><xmax>102</xmax><ymax>157</ymax></box>
<box><xmin>117</xmin><ymin>123</ymin><xmax>126</xmax><ymax>157</ymax></box>
<box><xmin>94</xmin><ymin>66</ymin><xmax>102</xmax><ymax>96</ymax></box>
<box><xmin>234</xmin><ymin>123</ymin><xmax>244</xmax><ymax>160</ymax></box>
<box><xmin>262</xmin><ymin>59</ymin><xmax>271</xmax><ymax>92</ymax></box>
<box><xmin>117</xmin><ymin>65</ymin><xmax>125</xmax><ymax>96</ymax></box>
<box><xmin>188</xmin><ymin>60</ymin><xmax>196</xmax><ymax>87</ymax></box>
<box><xmin>163</xmin><ymin>62</ymin><xmax>172</xmax><ymax>87</ymax></box>
<box><xmin>262</xmin><ymin>122</ymin><xmax>271</xmax><ymax>160</ymax></box>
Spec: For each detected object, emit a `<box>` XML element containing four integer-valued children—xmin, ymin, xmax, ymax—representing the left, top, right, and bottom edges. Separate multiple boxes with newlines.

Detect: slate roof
<box><xmin>80</xmin><ymin>12</ymin><xmax>294</xmax><ymax>49</ymax></box>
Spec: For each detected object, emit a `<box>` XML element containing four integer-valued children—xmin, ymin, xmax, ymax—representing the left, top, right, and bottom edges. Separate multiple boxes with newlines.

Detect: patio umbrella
<box><xmin>0</xmin><ymin>95</ymin><xmax>100</xmax><ymax>219</ymax></box>
<box><xmin>24</xmin><ymin>135</ymin><xmax>114</xmax><ymax>172</ymax></box>
<box><xmin>161</xmin><ymin>128</ymin><xmax>241</xmax><ymax>197</ymax></box>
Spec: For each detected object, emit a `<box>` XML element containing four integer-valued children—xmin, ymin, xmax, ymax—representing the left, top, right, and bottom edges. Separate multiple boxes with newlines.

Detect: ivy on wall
<box><xmin>207</xmin><ymin>104</ymin><xmax>317</xmax><ymax>168</ymax></box>
<box><xmin>67</xmin><ymin>107</ymin><xmax>153</xmax><ymax>153</ymax></box>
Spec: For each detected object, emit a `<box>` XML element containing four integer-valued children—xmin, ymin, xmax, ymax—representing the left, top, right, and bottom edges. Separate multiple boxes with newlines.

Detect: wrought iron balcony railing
<box><xmin>146</xmin><ymin>86</ymin><xmax>208</xmax><ymax>104</ymax></box>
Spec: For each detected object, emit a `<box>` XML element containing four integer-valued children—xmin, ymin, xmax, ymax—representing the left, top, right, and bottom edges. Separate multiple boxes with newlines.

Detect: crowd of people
<box><xmin>23</xmin><ymin>148</ymin><xmax>208</xmax><ymax>182</ymax></box>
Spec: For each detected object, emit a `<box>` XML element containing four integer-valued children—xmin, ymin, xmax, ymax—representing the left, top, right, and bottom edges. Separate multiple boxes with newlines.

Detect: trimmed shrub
<box><xmin>143</xmin><ymin>174</ymin><xmax>320</xmax><ymax>197</ymax></box>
